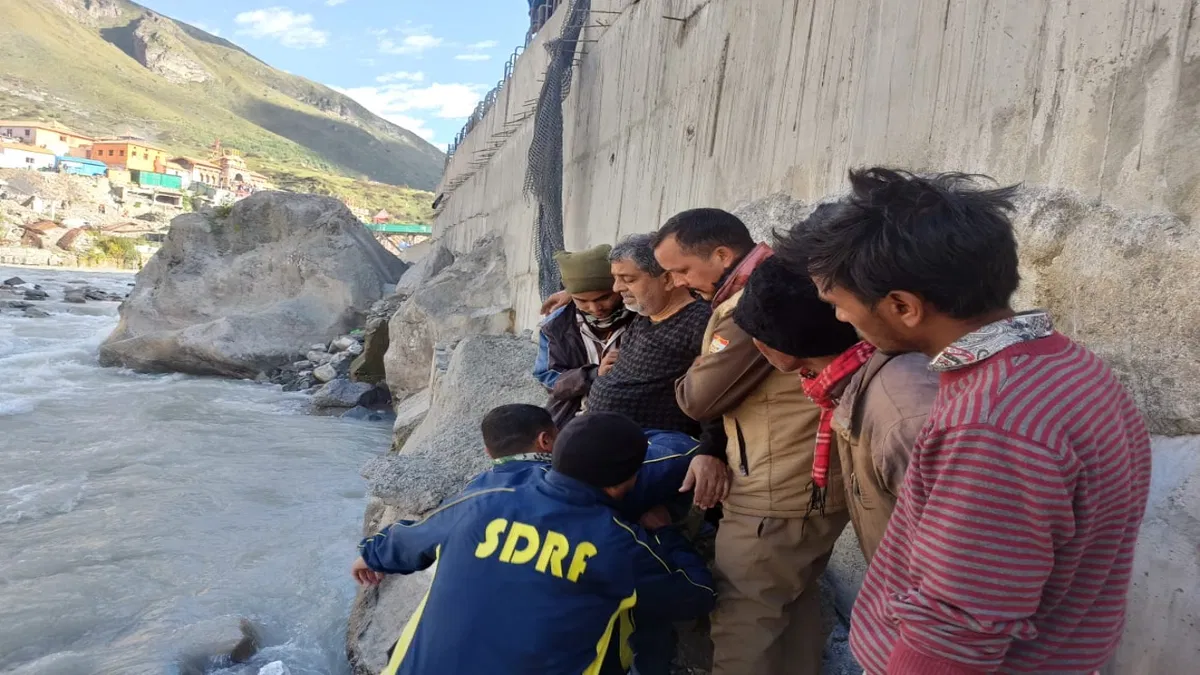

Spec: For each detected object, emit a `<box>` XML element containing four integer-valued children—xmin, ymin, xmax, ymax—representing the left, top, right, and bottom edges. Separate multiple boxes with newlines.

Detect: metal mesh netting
<box><xmin>525</xmin><ymin>0</ymin><xmax>591</xmax><ymax>300</ymax></box>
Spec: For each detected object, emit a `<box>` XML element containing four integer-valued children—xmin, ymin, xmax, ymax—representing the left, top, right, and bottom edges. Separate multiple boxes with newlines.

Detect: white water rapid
<box><xmin>0</xmin><ymin>267</ymin><xmax>390</xmax><ymax>675</ymax></box>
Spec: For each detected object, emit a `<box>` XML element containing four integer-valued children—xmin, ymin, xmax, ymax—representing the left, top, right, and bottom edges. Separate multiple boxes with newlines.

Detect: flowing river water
<box><xmin>0</xmin><ymin>267</ymin><xmax>391</xmax><ymax>675</ymax></box>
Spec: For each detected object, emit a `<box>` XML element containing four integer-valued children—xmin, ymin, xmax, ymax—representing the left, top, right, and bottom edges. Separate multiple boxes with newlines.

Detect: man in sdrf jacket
<box><xmin>655</xmin><ymin>209</ymin><xmax>851</xmax><ymax>675</ymax></box>
<box><xmin>352</xmin><ymin>412</ymin><xmax>716</xmax><ymax>675</ymax></box>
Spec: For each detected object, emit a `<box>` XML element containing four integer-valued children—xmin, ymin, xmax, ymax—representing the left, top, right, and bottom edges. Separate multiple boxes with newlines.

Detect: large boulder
<box><xmin>349</xmin><ymin>335</ymin><xmax>546</xmax><ymax>674</ymax></box>
<box><xmin>383</xmin><ymin>233</ymin><xmax>514</xmax><ymax>397</ymax></box>
<box><xmin>98</xmin><ymin>192</ymin><xmax>406</xmax><ymax>378</ymax></box>
<box><xmin>393</xmin><ymin>242</ymin><xmax>454</xmax><ymax>296</ymax></box>
<box><xmin>350</xmin><ymin>317</ymin><xmax>390</xmax><ymax>385</ymax></box>
<box><xmin>1010</xmin><ymin>187</ymin><xmax>1200</xmax><ymax>435</ymax></box>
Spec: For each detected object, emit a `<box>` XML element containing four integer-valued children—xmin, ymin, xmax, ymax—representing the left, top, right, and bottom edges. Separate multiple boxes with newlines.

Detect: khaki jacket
<box><xmin>831</xmin><ymin>351</ymin><xmax>939</xmax><ymax>561</ymax></box>
<box><xmin>676</xmin><ymin>290</ymin><xmax>846</xmax><ymax>518</ymax></box>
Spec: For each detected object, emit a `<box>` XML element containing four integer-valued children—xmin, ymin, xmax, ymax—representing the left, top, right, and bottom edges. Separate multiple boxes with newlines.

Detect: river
<box><xmin>0</xmin><ymin>267</ymin><xmax>391</xmax><ymax>675</ymax></box>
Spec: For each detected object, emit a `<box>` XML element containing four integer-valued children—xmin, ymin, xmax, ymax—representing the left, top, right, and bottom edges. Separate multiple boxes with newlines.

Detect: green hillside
<box><xmin>0</xmin><ymin>0</ymin><xmax>444</xmax><ymax>217</ymax></box>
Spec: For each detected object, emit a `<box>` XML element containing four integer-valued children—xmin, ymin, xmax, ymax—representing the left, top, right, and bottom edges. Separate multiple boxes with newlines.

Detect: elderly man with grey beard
<box><xmin>540</xmin><ymin>233</ymin><xmax>728</xmax><ymax>675</ymax></box>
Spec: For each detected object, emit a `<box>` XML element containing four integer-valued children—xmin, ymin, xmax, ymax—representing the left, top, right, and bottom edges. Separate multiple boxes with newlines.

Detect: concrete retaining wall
<box><xmin>434</xmin><ymin>0</ymin><xmax>1200</xmax><ymax>670</ymax></box>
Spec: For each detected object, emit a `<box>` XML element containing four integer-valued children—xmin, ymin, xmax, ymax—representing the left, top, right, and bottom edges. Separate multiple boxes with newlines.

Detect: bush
<box><xmin>84</xmin><ymin>235</ymin><xmax>142</xmax><ymax>269</ymax></box>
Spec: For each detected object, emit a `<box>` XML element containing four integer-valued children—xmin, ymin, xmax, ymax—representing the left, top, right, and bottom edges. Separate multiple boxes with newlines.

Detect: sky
<box><xmin>136</xmin><ymin>0</ymin><xmax>533</xmax><ymax>150</ymax></box>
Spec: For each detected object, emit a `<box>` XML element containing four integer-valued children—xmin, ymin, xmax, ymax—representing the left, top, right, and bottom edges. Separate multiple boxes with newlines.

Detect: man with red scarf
<box><xmin>654</xmin><ymin>209</ymin><xmax>851</xmax><ymax>675</ymax></box>
<box><xmin>731</xmin><ymin>247</ymin><xmax>938</xmax><ymax>563</ymax></box>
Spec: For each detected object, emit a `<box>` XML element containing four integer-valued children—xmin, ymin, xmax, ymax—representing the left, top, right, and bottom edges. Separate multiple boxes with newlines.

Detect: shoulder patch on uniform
<box><xmin>710</xmin><ymin>334</ymin><xmax>730</xmax><ymax>353</ymax></box>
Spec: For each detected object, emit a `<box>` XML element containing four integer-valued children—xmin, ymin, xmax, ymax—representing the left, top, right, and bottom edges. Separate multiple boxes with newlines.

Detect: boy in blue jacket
<box><xmin>465</xmin><ymin>403</ymin><xmax>559</xmax><ymax>493</ymax></box>
<box><xmin>352</xmin><ymin>412</ymin><xmax>717</xmax><ymax>675</ymax></box>
<box><xmin>469</xmin><ymin>404</ymin><xmax>696</xmax><ymax>523</ymax></box>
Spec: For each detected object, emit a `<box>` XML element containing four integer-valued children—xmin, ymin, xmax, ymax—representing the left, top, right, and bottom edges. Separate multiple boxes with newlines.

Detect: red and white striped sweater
<box><xmin>850</xmin><ymin>330</ymin><xmax>1152</xmax><ymax>674</ymax></box>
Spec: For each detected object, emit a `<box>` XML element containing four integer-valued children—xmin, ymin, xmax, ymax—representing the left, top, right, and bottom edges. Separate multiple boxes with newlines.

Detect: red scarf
<box><xmin>711</xmin><ymin>242</ymin><xmax>773</xmax><ymax>306</ymax></box>
<box><xmin>799</xmin><ymin>341</ymin><xmax>877</xmax><ymax>514</ymax></box>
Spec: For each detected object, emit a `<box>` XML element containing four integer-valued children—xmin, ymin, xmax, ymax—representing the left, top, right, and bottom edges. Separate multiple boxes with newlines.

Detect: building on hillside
<box><xmin>0</xmin><ymin>120</ymin><xmax>94</xmax><ymax>156</ymax></box>
<box><xmin>0</xmin><ymin>142</ymin><xmax>57</xmax><ymax>170</ymax></box>
<box><xmin>170</xmin><ymin>156</ymin><xmax>221</xmax><ymax>187</ymax></box>
<box><xmin>56</xmin><ymin>156</ymin><xmax>109</xmax><ymax>177</ymax></box>
<box><xmin>129</xmin><ymin>169</ymin><xmax>184</xmax><ymax>191</ymax></box>
<box><xmin>216</xmin><ymin>153</ymin><xmax>270</xmax><ymax>191</ymax></box>
<box><xmin>372</xmin><ymin>209</ymin><xmax>391</xmax><ymax>224</ymax></box>
<box><xmin>88</xmin><ymin>138</ymin><xmax>169</xmax><ymax>172</ymax></box>
<box><xmin>162</xmin><ymin>160</ymin><xmax>192</xmax><ymax>189</ymax></box>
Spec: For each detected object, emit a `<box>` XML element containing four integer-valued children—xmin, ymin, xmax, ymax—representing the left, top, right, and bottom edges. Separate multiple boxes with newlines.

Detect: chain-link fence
<box><xmin>524</xmin><ymin>0</ymin><xmax>590</xmax><ymax>300</ymax></box>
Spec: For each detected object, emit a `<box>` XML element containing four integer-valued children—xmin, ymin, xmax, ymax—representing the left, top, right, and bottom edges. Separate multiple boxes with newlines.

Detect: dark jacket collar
<box><xmin>540</xmin><ymin>470</ymin><xmax>620</xmax><ymax>509</ymax></box>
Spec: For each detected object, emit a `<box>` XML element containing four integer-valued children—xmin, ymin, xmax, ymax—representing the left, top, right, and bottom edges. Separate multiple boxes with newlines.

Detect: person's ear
<box><xmin>536</xmin><ymin>431</ymin><xmax>556</xmax><ymax>453</ymax></box>
<box><xmin>712</xmin><ymin>246</ymin><xmax>738</xmax><ymax>268</ymax></box>
<box><xmin>884</xmin><ymin>291</ymin><xmax>925</xmax><ymax>328</ymax></box>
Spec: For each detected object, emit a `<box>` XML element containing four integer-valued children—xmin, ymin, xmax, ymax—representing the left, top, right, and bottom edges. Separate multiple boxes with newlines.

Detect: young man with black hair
<box><xmin>352</xmin><ymin>412</ymin><xmax>716</xmax><ymax>675</ymax></box>
<box><xmin>655</xmin><ymin>208</ymin><xmax>847</xmax><ymax>675</ymax></box>
<box><xmin>465</xmin><ymin>403</ymin><xmax>558</xmax><ymax>493</ymax></box>
<box><xmin>782</xmin><ymin>168</ymin><xmax>1151</xmax><ymax>675</ymax></box>
<box><xmin>534</xmin><ymin>245</ymin><xmax>637</xmax><ymax>428</ymax></box>
<box><xmin>731</xmin><ymin>250</ymin><xmax>938</xmax><ymax>563</ymax></box>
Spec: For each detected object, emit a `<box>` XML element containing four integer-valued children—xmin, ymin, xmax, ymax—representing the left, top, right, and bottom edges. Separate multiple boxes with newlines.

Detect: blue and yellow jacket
<box><xmin>464</xmin><ymin>430</ymin><xmax>698</xmax><ymax>520</ymax></box>
<box><xmin>359</xmin><ymin>470</ymin><xmax>717</xmax><ymax>675</ymax></box>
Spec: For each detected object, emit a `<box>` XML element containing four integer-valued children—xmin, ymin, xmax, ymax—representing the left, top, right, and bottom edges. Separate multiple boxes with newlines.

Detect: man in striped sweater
<box><xmin>787</xmin><ymin>167</ymin><xmax>1152</xmax><ymax>674</ymax></box>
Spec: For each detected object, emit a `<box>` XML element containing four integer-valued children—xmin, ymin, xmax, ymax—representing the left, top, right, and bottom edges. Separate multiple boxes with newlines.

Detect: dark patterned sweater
<box><xmin>587</xmin><ymin>300</ymin><xmax>712</xmax><ymax>434</ymax></box>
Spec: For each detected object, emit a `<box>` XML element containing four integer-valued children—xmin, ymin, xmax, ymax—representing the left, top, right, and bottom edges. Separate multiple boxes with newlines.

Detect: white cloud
<box><xmin>376</xmin><ymin>71</ymin><xmax>425</xmax><ymax>83</ymax></box>
<box><xmin>326</xmin><ymin>0</ymin><xmax>349</xmax><ymax>5</ymax></box>
<box><xmin>468</xmin><ymin>40</ymin><xmax>499</xmax><ymax>50</ymax></box>
<box><xmin>335</xmin><ymin>81</ymin><xmax>488</xmax><ymax>142</ymax></box>
<box><xmin>454</xmin><ymin>54</ymin><xmax>492</xmax><ymax>62</ymax></box>
<box><xmin>378</xmin><ymin>34</ymin><xmax>442</xmax><ymax>55</ymax></box>
<box><xmin>235</xmin><ymin>7</ymin><xmax>327</xmax><ymax>48</ymax></box>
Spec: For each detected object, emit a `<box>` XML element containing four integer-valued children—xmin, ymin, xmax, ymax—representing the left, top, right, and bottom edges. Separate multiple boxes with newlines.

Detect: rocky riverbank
<box><xmin>97</xmin><ymin>191</ymin><xmax>863</xmax><ymax>674</ymax></box>
<box><xmin>1</xmin><ymin>273</ymin><xmax>126</xmax><ymax>318</ymax></box>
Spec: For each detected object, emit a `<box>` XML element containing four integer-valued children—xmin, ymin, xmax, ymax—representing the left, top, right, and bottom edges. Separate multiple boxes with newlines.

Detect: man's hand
<box><xmin>541</xmin><ymin>290</ymin><xmax>571</xmax><ymax>316</ymax></box>
<box><xmin>680</xmin><ymin>454</ymin><xmax>731</xmax><ymax>510</ymax></box>
<box><xmin>598</xmin><ymin>348</ymin><xmax>619</xmax><ymax>376</ymax></box>
<box><xmin>352</xmin><ymin>556</ymin><xmax>384</xmax><ymax>587</ymax></box>
<box><xmin>639</xmin><ymin>505</ymin><xmax>672</xmax><ymax>531</ymax></box>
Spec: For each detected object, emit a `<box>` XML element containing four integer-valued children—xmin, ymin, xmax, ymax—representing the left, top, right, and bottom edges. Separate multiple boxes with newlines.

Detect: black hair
<box><xmin>776</xmin><ymin>168</ymin><xmax>1021</xmax><ymax>319</ymax></box>
<box><xmin>480</xmin><ymin>404</ymin><xmax>555</xmax><ymax>457</ymax></box>
<box><xmin>652</xmin><ymin>208</ymin><xmax>755</xmax><ymax>258</ymax></box>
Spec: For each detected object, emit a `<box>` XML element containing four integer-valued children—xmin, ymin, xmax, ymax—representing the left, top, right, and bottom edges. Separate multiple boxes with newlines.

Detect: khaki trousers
<box><xmin>710</xmin><ymin>508</ymin><xmax>849</xmax><ymax>675</ymax></box>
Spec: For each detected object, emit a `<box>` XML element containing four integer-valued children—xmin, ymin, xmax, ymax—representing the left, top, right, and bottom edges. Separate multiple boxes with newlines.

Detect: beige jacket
<box><xmin>831</xmin><ymin>351</ymin><xmax>939</xmax><ymax>560</ymax></box>
<box><xmin>676</xmin><ymin>290</ymin><xmax>846</xmax><ymax>518</ymax></box>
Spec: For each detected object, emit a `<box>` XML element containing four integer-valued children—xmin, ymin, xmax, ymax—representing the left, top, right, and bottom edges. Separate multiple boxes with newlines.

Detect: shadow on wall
<box><xmin>239</xmin><ymin>100</ymin><xmax>445</xmax><ymax>191</ymax></box>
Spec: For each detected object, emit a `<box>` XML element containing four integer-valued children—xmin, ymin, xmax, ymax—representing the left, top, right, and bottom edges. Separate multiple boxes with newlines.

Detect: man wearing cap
<box><xmin>731</xmin><ymin>250</ymin><xmax>938</xmax><ymax>563</ymax></box>
<box><xmin>352</xmin><ymin>412</ymin><xmax>717</xmax><ymax>675</ymax></box>
<box><xmin>534</xmin><ymin>244</ymin><xmax>637</xmax><ymax>429</ymax></box>
<box><xmin>655</xmin><ymin>208</ymin><xmax>849</xmax><ymax>675</ymax></box>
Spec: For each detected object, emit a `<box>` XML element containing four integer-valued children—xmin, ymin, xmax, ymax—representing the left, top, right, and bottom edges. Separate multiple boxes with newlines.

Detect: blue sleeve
<box><xmin>613</xmin><ymin>519</ymin><xmax>716</xmax><ymax>621</ymax></box>
<box><xmin>359</xmin><ymin>489</ymin><xmax>509</xmax><ymax>574</ymax></box>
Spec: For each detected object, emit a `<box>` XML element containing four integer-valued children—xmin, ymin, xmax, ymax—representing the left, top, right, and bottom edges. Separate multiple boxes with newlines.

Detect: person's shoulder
<box><xmin>541</xmin><ymin>303</ymin><xmax>575</xmax><ymax>330</ymax></box>
<box><xmin>680</xmin><ymin>298</ymin><xmax>713</xmax><ymax>323</ymax></box>
<box><xmin>874</xmin><ymin>353</ymin><xmax>939</xmax><ymax>407</ymax></box>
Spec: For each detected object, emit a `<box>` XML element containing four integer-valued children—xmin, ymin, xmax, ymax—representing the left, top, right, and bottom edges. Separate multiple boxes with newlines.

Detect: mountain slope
<box><xmin>0</xmin><ymin>0</ymin><xmax>445</xmax><ymax>194</ymax></box>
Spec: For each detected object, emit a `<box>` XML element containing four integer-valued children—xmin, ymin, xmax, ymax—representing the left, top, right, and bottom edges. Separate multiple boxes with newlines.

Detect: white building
<box><xmin>0</xmin><ymin>142</ymin><xmax>56</xmax><ymax>170</ymax></box>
